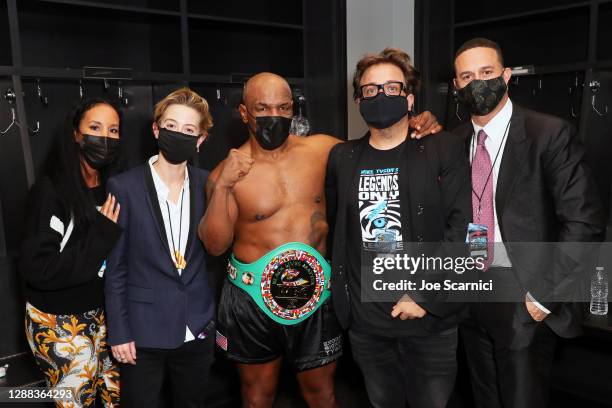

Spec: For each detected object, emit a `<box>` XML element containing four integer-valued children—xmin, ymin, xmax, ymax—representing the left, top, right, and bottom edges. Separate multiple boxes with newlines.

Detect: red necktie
<box><xmin>472</xmin><ymin>130</ymin><xmax>495</xmax><ymax>269</ymax></box>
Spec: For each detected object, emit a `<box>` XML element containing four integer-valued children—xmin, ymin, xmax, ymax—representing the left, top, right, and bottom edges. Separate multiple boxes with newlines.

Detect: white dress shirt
<box><xmin>148</xmin><ymin>155</ymin><xmax>196</xmax><ymax>341</ymax></box>
<box><xmin>468</xmin><ymin>100</ymin><xmax>550</xmax><ymax>314</ymax></box>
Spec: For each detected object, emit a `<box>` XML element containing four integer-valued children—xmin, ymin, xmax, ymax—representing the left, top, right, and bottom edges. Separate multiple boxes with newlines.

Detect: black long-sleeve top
<box><xmin>19</xmin><ymin>176</ymin><xmax>123</xmax><ymax>315</ymax></box>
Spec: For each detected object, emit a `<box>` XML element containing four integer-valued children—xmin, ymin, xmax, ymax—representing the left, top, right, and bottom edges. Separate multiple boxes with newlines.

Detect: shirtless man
<box><xmin>198</xmin><ymin>72</ymin><xmax>440</xmax><ymax>408</ymax></box>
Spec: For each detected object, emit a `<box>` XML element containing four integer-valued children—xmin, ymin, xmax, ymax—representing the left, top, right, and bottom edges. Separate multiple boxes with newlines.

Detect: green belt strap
<box><xmin>228</xmin><ymin>242</ymin><xmax>331</xmax><ymax>325</ymax></box>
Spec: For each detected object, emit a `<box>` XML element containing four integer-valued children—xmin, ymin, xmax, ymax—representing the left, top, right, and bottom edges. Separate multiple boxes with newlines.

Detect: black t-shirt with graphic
<box><xmin>347</xmin><ymin>140</ymin><xmax>423</xmax><ymax>336</ymax></box>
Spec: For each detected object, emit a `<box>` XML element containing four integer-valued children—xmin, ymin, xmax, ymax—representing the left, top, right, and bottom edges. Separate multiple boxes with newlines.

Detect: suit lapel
<box><xmin>461</xmin><ymin>125</ymin><xmax>473</xmax><ymax>160</ymax></box>
<box><xmin>180</xmin><ymin>166</ymin><xmax>200</xmax><ymax>284</ymax></box>
<box><xmin>184</xmin><ymin>165</ymin><xmax>197</xmax><ymax>261</ymax></box>
<box><xmin>399</xmin><ymin>139</ymin><xmax>422</xmax><ymax>240</ymax></box>
<box><xmin>343</xmin><ymin>136</ymin><xmax>368</xmax><ymax>199</ymax></box>
<box><xmin>337</xmin><ymin>135</ymin><xmax>368</xmax><ymax>249</ymax></box>
<box><xmin>143</xmin><ymin>164</ymin><xmax>176</xmax><ymax>272</ymax></box>
<box><xmin>495</xmin><ymin>106</ymin><xmax>530</xmax><ymax>232</ymax></box>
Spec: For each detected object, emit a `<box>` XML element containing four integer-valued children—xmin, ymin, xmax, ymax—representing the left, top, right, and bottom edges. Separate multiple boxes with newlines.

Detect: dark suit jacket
<box><xmin>105</xmin><ymin>164</ymin><xmax>215</xmax><ymax>349</ymax></box>
<box><xmin>453</xmin><ymin>104</ymin><xmax>606</xmax><ymax>339</ymax></box>
<box><xmin>325</xmin><ymin>130</ymin><xmax>472</xmax><ymax>332</ymax></box>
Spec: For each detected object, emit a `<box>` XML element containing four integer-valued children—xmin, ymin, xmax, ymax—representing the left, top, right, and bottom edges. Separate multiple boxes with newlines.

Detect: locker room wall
<box><xmin>0</xmin><ymin>5</ymin><xmax>347</xmax><ymax>405</ymax></box>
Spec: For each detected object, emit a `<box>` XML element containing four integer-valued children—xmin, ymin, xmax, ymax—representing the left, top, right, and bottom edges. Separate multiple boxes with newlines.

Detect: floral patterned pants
<box><xmin>25</xmin><ymin>303</ymin><xmax>120</xmax><ymax>407</ymax></box>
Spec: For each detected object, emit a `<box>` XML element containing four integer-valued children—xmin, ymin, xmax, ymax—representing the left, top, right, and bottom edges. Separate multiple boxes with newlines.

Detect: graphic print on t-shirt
<box><xmin>358</xmin><ymin>167</ymin><xmax>403</xmax><ymax>251</ymax></box>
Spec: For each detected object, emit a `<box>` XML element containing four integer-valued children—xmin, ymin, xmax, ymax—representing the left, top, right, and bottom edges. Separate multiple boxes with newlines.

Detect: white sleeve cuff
<box><xmin>185</xmin><ymin>326</ymin><xmax>195</xmax><ymax>342</ymax></box>
<box><xmin>526</xmin><ymin>292</ymin><xmax>551</xmax><ymax>314</ymax></box>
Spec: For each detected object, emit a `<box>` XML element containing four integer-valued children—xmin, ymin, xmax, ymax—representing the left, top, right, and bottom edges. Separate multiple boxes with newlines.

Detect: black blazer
<box><xmin>325</xmin><ymin>130</ymin><xmax>472</xmax><ymax>332</ymax></box>
<box><xmin>453</xmin><ymin>104</ymin><xmax>607</xmax><ymax>338</ymax></box>
<box><xmin>105</xmin><ymin>164</ymin><xmax>215</xmax><ymax>349</ymax></box>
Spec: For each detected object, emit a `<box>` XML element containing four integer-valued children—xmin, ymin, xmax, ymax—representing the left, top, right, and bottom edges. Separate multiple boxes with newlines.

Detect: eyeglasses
<box><xmin>359</xmin><ymin>81</ymin><xmax>406</xmax><ymax>99</ymax></box>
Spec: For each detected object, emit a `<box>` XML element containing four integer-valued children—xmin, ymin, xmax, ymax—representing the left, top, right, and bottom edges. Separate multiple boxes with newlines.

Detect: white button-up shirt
<box><xmin>148</xmin><ymin>155</ymin><xmax>196</xmax><ymax>341</ymax></box>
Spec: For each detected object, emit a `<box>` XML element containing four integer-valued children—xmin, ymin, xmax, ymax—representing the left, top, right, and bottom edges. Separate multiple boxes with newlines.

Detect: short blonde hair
<box><xmin>154</xmin><ymin>87</ymin><xmax>213</xmax><ymax>133</ymax></box>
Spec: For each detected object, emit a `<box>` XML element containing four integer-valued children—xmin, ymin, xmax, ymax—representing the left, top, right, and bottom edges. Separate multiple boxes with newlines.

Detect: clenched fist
<box><xmin>217</xmin><ymin>149</ymin><xmax>254</xmax><ymax>189</ymax></box>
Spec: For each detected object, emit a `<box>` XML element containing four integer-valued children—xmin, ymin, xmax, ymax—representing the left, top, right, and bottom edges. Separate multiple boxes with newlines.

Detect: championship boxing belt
<box><xmin>227</xmin><ymin>242</ymin><xmax>331</xmax><ymax>325</ymax></box>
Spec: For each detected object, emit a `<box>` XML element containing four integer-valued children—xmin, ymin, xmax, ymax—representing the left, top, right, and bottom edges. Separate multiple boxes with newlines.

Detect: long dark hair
<box><xmin>48</xmin><ymin>98</ymin><xmax>125</xmax><ymax>229</ymax></box>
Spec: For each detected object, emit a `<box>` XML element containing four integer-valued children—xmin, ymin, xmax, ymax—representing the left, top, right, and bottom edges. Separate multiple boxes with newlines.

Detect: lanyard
<box><xmin>166</xmin><ymin>188</ymin><xmax>185</xmax><ymax>270</ymax></box>
<box><xmin>471</xmin><ymin>119</ymin><xmax>511</xmax><ymax>215</ymax></box>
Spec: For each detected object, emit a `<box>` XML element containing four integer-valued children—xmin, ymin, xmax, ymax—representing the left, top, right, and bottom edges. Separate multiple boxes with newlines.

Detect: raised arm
<box><xmin>198</xmin><ymin>149</ymin><xmax>252</xmax><ymax>256</ymax></box>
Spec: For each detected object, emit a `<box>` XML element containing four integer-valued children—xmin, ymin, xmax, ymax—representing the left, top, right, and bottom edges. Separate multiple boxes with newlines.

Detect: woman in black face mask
<box><xmin>19</xmin><ymin>98</ymin><xmax>124</xmax><ymax>407</ymax></box>
<box><xmin>105</xmin><ymin>88</ymin><xmax>217</xmax><ymax>407</ymax></box>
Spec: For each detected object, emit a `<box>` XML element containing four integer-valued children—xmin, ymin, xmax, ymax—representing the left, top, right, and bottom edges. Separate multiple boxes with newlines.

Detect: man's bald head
<box><xmin>239</xmin><ymin>72</ymin><xmax>294</xmax><ymax>134</ymax></box>
<box><xmin>242</xmin><ymin>72</ymin><xmax>293</xmax><ymax>109</ymax></box>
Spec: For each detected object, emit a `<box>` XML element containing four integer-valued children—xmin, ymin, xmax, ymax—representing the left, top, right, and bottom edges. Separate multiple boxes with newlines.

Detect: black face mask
<box><xmin>79</xmin><ymin>134</ymin><xmax>120</xmax><ymax>170</ymax></box>
<box><xmin>157</xmin><ymin>128</ymin><xmax>198</xmax><ymax>164</ymax></box>
<box><xmin>456</xmin><ymin>75</ymin><xmax>507</xmax><ymax>116</ymax></box>
<box><xmin>359</xmin><ymin>93</ymin><xmax>409</xmax><ymax>129</ymax></box>
<box><xmin>250</xmin><ymin>115</ymin><xmax>292</xmax><ymax>150</ymax></box>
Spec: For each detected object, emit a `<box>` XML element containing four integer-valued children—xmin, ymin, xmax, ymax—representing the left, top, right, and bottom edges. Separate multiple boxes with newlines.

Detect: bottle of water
<box><xmin>290</xmin><ymin>94</ymin><xmax>310</xmax><ymax>136</ymax></box>
<box><xmin>590</xmin><ymin>266</ymin><xmax>608</xmax><ymax>315</ymax></box>
<box><xmin>290</xmin><ymin>114</ymin><xmax>310</xmax><ymax>136</ymax></box>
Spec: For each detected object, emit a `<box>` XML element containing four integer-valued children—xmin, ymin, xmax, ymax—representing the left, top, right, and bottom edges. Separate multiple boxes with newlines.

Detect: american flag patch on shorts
<box><xmin>216</xmin><ymin>330</ymin><xmax>228</xmax><ymax>351</ymax></box>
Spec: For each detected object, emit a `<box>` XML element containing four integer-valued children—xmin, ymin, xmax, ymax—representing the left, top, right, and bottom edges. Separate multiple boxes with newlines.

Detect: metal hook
<box><xmin>4</xmin><ymin>88</ymin><xmax>16</xmax><ymax>104</ymax></box>
<box><xmin>216</xmin><ymin>84</ymin><xmax>227</xmax><ymax>106</ymax></box>
<box><xmin>568</xmin><ymin>72</ymin><xmax>581</xmax><ymax>119</ymax></box>
<box><xmin>36</xmin><ymin>80</ymin><xmax>48</xmax><ymax>105</ymax></box>
<box><xmin>591</xmin><ymin>95</ymin><xmax>607</xmax><ymax>116</ymax></box>
<box><xmin>118</xmin><ymin>82</ymin><xmax>128</xmax><ymax>106</ymax></box>
<box><xmin>79</xmin><ymin>80</ymin><xmax>84</xmax><ymax>100</ymax></box>
<box><xmin>1</xmin><ymin>89</ymin><xmax>17</xmax><ymax>134</ymax></box>
<box><xmin>570</xmin><ymin>106</ymin><xmax>580</xmax><ymax>118</ymax></box>
<box><xmin>216</xmin><ymin>86</ymin><xmax>227</xmax><ymax>106</ymax></box>
<box><xmin>28</xmin><ymin>120</ymin><xmax>40</xmax><ymax>134</ymax></box>
<box><xmin>297</xmin><ymin>95</ymin><xmax>306</xmax><ymax>116</ymax></box>
<box><xmin>0</xmin><ymin>106</ymin><xmax>16</xmax><ymax>134</ymax></box>
<box><xmin>103</xmin><ymin>79</ymin><xmax>110</xmax><ymax>92</ymax></box>
<box><xmin>1</xmin><ymin>88</ymin><xmax>40</xmax><ymax>135</ymax></box>
<box><xmin>532</xmin><ymin>77</ymin><xmax>543</xmax><ymax>96</ymax></box>
<box><xmin>589</xmin><ymin>80</ymin><xmax>608</xmax><ymax>117</ymax></box>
